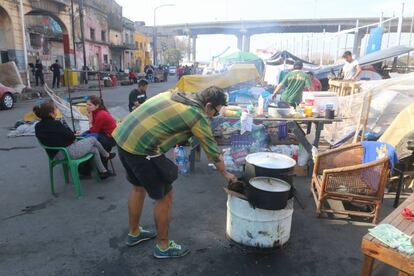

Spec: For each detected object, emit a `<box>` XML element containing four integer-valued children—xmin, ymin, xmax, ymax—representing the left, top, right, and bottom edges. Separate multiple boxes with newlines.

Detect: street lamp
<box><xmin>153</xmin><ymin>3</ymin><xmax>175</xmax><ymax>66</ymax></box>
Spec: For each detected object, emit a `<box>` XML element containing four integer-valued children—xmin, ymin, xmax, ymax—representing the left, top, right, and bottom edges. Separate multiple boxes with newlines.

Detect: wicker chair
<box><xmin>311</xmin><ymin>144</ymin><xmax>390</xmax><ymax>224</ymax></box>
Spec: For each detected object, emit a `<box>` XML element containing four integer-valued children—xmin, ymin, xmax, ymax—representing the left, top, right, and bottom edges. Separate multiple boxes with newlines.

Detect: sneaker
<box><xmin>107</xmin><ymin>152</ymin><xmax>116</xmax><ymax>160</ymax></box>
<box><xmin>99</xmin><ymin>171</ymin><xmax>116</xmax><ymax>179</ymax></box>
<box><xmin>126</xmin><ymin>227</ymin><xmax>157</xmax><ymax>247</ymax></box>
<box><xmin>153</xmin><ymin>240</ymin><xmax>190</xmax><ymax>259</ymax></box>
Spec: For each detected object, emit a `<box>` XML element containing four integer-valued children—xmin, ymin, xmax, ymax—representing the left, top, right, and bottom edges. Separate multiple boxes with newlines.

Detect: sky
<box><xmin>116</xmin><ymin>0</ymin><xmax>414</xmax><ymax>62</ymax></box>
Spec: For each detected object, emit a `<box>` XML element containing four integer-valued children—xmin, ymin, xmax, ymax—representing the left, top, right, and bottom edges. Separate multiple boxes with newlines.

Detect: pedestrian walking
<box><xmin>35</xmin><ymin>59</ymin><xmax>45</xmax><ymax>86</ymax></box>
<box><xmin>50</xmin><ymin>59</ymin><xmax>62</xmax><ymax>88</ymax></box>
<box><xmin>112</xmin><ymin>86</ymin><xmax>237</xmax><ymax>259</ymax></box>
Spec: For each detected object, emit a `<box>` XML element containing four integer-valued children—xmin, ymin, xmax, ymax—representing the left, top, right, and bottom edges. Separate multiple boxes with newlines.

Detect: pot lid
<box><xmin>249</xmin><ymin>177</ymin><xmax>291</xmax><ymax>192</ymax></box>
<box><xmin>245</xmin><ymin>152</ymin><xmax>296</xmax><ymax>169</ymax></box>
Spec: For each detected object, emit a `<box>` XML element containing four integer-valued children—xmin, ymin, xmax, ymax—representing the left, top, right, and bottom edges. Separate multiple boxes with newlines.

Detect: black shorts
<box><xmin>117</xmin><ymin>146</ymin><xmax>174</xmax><ymax>200</ymax></box>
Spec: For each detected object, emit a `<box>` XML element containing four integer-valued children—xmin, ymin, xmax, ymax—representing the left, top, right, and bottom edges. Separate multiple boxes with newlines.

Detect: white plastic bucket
<box><xmin>226</xmin><ymin>194</ymin><xmax>293</xmax><ymax>248</ymax></box>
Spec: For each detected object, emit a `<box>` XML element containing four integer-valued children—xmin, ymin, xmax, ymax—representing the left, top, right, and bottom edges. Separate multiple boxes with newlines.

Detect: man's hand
<box><xmin>224</xmin><ymin>171</ymin><xmax>237</xmax><ymax>184</ymax></box>
<box><xmin>272</xmin><ymin>84</ymin><xmax>282</xmax><ymax>99</ymax></box>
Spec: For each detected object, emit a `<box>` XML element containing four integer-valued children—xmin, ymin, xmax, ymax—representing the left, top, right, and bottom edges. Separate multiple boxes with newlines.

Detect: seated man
<box><xmin>128</xmin><ymin>71</ymin><xmax>138</xmax><ymax>84</ymax></box>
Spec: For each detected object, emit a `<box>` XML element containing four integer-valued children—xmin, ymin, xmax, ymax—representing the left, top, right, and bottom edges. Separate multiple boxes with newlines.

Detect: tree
<box><xmin>163</xmin><ymin>48</ymin><xmax>183</xmax><ymax>66</ymax></box>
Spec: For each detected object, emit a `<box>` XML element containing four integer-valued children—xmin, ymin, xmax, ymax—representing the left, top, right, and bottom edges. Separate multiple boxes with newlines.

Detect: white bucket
<box><xmin>226</xmin><ymin>194</ymin><xmax>293</xmax><ymax>248</ymax></box>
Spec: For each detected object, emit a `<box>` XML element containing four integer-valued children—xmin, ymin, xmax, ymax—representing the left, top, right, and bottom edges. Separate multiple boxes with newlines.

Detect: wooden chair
<box><xmin>311</xmin><ymin>144</ymin><xmax>390</xmax><ymax>224</ymax></box>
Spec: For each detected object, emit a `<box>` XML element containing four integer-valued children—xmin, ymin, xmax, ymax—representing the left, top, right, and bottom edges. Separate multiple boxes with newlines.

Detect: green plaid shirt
<box><xmin>113</xmin><ymin>92</ymin><xmax>221</xmax><ymax>162</ymax></box>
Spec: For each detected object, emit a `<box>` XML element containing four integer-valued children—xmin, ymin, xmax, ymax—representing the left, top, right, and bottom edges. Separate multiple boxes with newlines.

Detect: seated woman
<box><xmin>85</xmin><ymin>95</ymin><xmax>117</xmax><ymax>152</ymax></box>
<box><xmin>34</xmin><ymin>101</ymin><xmax>115</xmax><ymax>179</ymax></box>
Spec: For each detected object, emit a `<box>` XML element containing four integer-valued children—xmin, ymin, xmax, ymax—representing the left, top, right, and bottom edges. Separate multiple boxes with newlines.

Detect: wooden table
<box><xmin>360</xmin><ymin>194</ymin><xmax>414</xmax><ymax>276</ymax></box>
<box><xmin>329</xmin><ymin>79</ymin><xmax>361</xmax><ymax>96</ymax></box>
<box><xmin>189</xmin><ymin>115</ymin><xmax>341</xmax><ymax>172</ymax></box>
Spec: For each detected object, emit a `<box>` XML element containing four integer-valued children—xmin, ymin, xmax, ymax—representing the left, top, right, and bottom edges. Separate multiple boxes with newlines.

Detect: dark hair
<box><xmin>342</xmin><ymin>51</ymin><xmax>352</xmax><ymax>58</ymax></box>
<box><xmin>55</xmin><ymin>59</ymin><xmax>58</xmax><ymax>63</ymax></box>
<box><xmin>33</xmin><ymin>101</ymin><xmax>55</xmax><ymax>120</ymax></box>
<box><xmin>195</xmin><ymin>86</ymin><xmax>227</xmax><ymax>108</ymax></box>
<box><xmin>293</xmin><ymin>61</ymin><xmax>303</xmax><ymax>70</ymax></box>
<box><xmin>88</xmin><ymin>95</ymin><xmax>106</xmax><ymax>110</ymax></box>
<box><xmin>138</xmin><ymin>79</ymin><xmax>148</xmax><ymax>87</ymax></box>
<box><xmin>307</xmin><ymin>71</ymin><xmax>314</xmax><ymax>76</ymax></box>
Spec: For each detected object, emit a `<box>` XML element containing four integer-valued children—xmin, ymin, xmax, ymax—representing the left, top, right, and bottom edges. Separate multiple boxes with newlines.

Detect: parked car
<box><xmin>0</xmin><ymin>83</ymin><xmax>17</xmax><ymax>110</ymax></box>
<box><xmin>169</xmin><ymin>66</ymin><xmax>177</xmax><ymax>75</ymax></box>
<box><xmin>202</xmin><ymin>67</ymin><xmax>215</xmax><ymax>75</ymax></box>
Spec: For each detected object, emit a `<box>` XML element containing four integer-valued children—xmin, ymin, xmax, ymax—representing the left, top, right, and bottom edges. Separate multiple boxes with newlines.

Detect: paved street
<box><xmin>0</xmin><ymin>78</ymin><xmax>400</xmax><ymax>276</ymax></box>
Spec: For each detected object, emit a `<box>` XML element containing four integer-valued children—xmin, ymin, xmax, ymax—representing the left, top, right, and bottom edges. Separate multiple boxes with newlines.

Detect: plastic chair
<box><xmin>38</xmin><ymin>141</ymin><xmax>99</xmax><ymax>198</ymax></box>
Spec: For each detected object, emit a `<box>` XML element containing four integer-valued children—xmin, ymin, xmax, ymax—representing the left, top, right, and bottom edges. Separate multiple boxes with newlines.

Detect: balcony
<box><xmin>29</xmin><ymin>0</ymin><xmax>68</xmax><ymax>13</ymax></box>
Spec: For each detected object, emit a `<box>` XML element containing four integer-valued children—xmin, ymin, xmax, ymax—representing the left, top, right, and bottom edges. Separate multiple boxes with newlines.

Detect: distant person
<box><xmin>146</xmin><ymin>66</ymin><xmax>154</xmax><ymax>82</ymax></box>
<box><xmin>28</xmin><ymin>63</ymin><xmax>35</xmax><ymax>76</ymax></box>
<box><xmin>177</xmin><ymin>65</ymin><xmax>184</xmax><ymax>80</ymax></box>
<box><xmin>272</xmin><ymin>61</ymin><xmax>312</xmax><ymax>107</ymax></box>
<box><xmin>128</xmin><ymin>79</ymin><xmax>148</xmax><ymax>112</ymax></box>
<box><xmin>183</xmin><ymin>65</ymin><xmax>190</xmax><ymax>75</ymax></box>
<box><xmin>304</xmin><ymin>71</ymin><xmax>322</xmax><ymax>91</ymax></box>
<box><xmin>81</xmin><ymin>65</ymin><xmax>89</xmax><ymax>84</ymax></box>
<box><xmin>35</xmin><ymin>59</ymin><xmax>45</xmax><ymax>86</ymax></box>
<box><xmin>128</xmin><ymin>70</ymin><xmax>137</xmax><ymax>84</ymax></box>
<box><xmin>50</xmin><ymin>59</ymin><xmax>62</xmax><ymax>88</ymax></box>
<box><xmin>34</xmin><ymin>101</ymin><xmax>114</xmax><ymax>179</ymax></box>
<box><xmin>163</xmin><ymin>66</ymin><xmax>169</xmax><ymax>82</ymax></box>
<box><xmin>342</xmin><ymin>51</ymin><xmax>362</xmax><ymax>80</ymax></box>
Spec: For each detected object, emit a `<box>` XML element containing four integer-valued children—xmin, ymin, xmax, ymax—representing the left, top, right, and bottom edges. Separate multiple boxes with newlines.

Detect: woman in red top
<box><xmin>85</xmin><ymin>95</ymin><xmax>117</xmax><ymax>151</ymax></box>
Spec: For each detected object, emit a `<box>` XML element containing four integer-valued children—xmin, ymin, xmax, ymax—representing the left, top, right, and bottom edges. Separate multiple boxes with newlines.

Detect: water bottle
<box><xmin>175</xmin><ymin>146</ymin><xmax>188</xmax><ymax>175</ymax></box>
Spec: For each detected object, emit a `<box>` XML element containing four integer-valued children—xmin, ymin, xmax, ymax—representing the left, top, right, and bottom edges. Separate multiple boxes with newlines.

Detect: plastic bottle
<box><xmin>173</xmin><ymin>145</ymin><xmax>179</xmax><ymax>162</ymax></box>
<box><xmin>257</xmin><ymin>95</ymin><xmax>264</xmax><ymax>115</ymax></box>
<box><xmin>176</xmin><ymin>146</ymin><xmax>188</xmax><ymax>175</ymax></box>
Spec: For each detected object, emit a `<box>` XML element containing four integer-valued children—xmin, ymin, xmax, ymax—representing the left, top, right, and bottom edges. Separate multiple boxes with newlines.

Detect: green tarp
<box><xmin>220</xmin><ymin>51</ymin><xmax>260</xmax><ymax>62</ymax></box>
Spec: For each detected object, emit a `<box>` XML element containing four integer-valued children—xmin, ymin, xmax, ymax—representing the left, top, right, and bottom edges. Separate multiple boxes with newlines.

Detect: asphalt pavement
<box><xmin>0</xmin><ymin>77</ymin><xmax>401</xmax><ymax>276</ymax></box>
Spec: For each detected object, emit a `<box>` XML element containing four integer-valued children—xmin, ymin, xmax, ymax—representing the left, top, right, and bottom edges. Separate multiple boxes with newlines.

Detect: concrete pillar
<box><xmin>242</xmin><ymin>34</ymin><xmax>250</xmax><ymax>52</ymax></box>
<box><xmin>353</xmin><ymin>31</ymin><xmax>365</xmax><ymax>59</ymax></box>
<box><xmin>352</xmin><ymin>20</ymin><xmax>361</xmax><ymax>58</ymax></box>
<box><xmin>191</xmin><ymin>35</ymin><xmax>197</xmax><ymax>62</ymax></box>
<box><xmin>187</xmin><ymin>35</ymin><xmax>191</xmax><ymax>62</ymax></box>
<box><xmin>236</xmin><ymin>34</ymin><xmax>243</xmax><ymax>50</ymax></box>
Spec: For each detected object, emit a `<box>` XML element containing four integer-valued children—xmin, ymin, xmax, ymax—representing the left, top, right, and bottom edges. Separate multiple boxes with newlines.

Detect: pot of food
<box><xmin>245</xmin><ymin>177</ymin><xmax>291</xmax><ymax>210</ymax></box>
<box><xmin>244</xmin><ymin>152</ymin><xmax>296</xmax><ymax>184</ymax></box>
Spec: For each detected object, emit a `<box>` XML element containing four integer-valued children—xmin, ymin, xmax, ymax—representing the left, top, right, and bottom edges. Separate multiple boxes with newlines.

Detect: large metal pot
<box><xmin>226</xmin><ymin>193</ymin><xmax>294</xmax><ymax>248</ymax></box>
<box><xmin>244</xmin><ymin>152</ymin><xmax>296</xmax><ymax>184</ymax></box>
<box><xmin>245</xmin><ymin>177</ymin><xmax>291</xmax><ymax>210</ymax></box>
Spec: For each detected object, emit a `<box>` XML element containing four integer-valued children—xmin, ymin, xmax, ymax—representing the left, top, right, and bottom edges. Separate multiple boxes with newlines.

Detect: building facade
<box><xmin>0</xmin><ymin>0</ymin><xmax>76</xmax><ymax>76</ymax></box>
<box><xmin>0</xmin><ymin>0</ymin><xmax>149</xmax><ymax>84</ymax></box>
<box><xmin>122</xmin><ymin>17</ymin><xmax>135</xmax><ymax>71</ymax></box>
<box><xmin>76</xmin><ymin>1</ymin><xmax>110</xmax><ymax>71</ymax></box>
<box><xmin>133</xmin><ymin>32</ymin><xmax>151</xmax><ymax>73</ymax></box>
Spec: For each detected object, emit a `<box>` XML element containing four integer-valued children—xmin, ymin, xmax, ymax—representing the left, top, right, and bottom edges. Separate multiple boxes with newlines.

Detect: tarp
<box><xmin>323</xmin><ymin>72</ymin><xmax>414</xmax><ymax>146</ymax></box>
<box><xmin>366</xmin><ymin>27</ymin><xmax>384</xmax><ymax>55</ymax></box>
<box><xmin>220</xmin><ymin>51</ymin><xmax>260</xmax><ymax>62</ymax></box>
<box><xmin>0</xmin><ymin>62</ymin><xmax>25</xmax><ymax>92</ymax></box>
<box><xmin>379</xmin><ymin>102</ymin><xmax>414</xmax><ymax>147</ymax></box>
<box><xmin>266</xmin><ymin>50</ymin><xmax>317</xmax><ymax>66</ymax></box>
<box><xmin>43</xmin><ymin>84</ymin><xmax>89</xmax><ymax>132</ymax></box>
<box><xmin>314</xmin><ymin>45</ymin><xmax>414</xmax><ymax>79</ymax></box>
<box><xmin>175</xmin><ymin>64</ymin><xmax>261</xmax><ymax>93</ymax></box>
